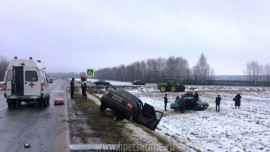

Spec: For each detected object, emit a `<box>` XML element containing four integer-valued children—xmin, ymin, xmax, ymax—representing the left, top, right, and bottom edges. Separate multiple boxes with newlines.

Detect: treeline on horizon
<box><xmin>0</xmin><ymin>54</ymin><xmax>269</xmax><ymax>86</ymax></box>
<box><xmin>95</xmin><ymin>54</ymin><xmax>214</xmax><ymax>85</ymax></box>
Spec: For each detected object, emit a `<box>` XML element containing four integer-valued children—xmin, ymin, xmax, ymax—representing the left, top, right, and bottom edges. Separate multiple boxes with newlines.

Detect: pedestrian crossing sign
<box><xmin>86</xmin><ymin>68</ymin><xmax>95</xmax><ymax>77</ymax></box>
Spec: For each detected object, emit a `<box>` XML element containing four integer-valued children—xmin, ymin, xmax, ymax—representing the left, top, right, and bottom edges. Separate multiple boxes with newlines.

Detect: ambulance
<box><xmin>3</xmin><ymin>57</ymin><xmax>51</xmax><ymax>108</ymax></box>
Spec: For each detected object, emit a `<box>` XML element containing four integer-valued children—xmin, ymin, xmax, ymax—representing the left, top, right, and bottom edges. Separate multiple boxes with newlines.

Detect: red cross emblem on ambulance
<box><xmin>29</xmin><ymin>82</ymin><xmax>35</xmax><ymax>88</ymax></box>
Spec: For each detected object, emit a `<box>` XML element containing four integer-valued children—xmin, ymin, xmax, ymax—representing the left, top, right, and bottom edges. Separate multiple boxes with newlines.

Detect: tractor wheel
<box><xmin>160</xmin><ymin>86</ymin><xmax>166</xmax><ymax>92</ymax></box>
<box><xmin>179</xmin><ymin>85</ymin><xmax>185</xmax><ymax>92</ymax></box>
<box><xmin>171</xmin><ymin>86</ymin><xmax>176</xmax><ymax>92</ymax></box>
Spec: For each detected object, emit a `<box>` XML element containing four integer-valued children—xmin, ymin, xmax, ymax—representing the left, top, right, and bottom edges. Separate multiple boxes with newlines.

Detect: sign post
<box><xmin>86</xmin><ymin>68</ymin><xmax>95</xmax><ymax>77</ymax></box>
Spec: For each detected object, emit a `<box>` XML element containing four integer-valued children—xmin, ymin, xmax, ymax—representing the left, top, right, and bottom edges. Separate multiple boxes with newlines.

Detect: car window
<box><xmin>155</xmin><ymin>111</ymin><xmax>163</xmax><ymax>120</ymax></box>
<box><xmin>107</xmin><ymin>84</ymin><xmax>116</xmax><ymax>91</ymax></box>
<box><xmin>7</xmin><ymin>70</ymin><xmax>12</xmax><ymax>81</ymax></box>
<box><xmin>25</xmin><ymin>71</ymin><xmax>38</xmax><ymax>81</ymax></box>
<box><xmin>117</xmin><ymin>89</ymin><xmax>139</xmax><ymax>103</ymax></box>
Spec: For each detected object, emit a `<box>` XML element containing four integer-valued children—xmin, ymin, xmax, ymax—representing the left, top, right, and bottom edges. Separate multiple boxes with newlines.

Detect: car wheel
<box><xmin>100</xmin><ymin>104</ymin><xmax>107</xmax><ymax>112</ymax></box>
<box><xmin>160</xmin><ymin>86</ymin><xmax>166</xmax><ymax>92</ymax></box>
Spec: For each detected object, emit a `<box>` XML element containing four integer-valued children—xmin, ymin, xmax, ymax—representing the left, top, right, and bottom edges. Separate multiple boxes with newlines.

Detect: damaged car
<box><xmin>94</xmin><ymin>79</ymin><xmax>109</xmax><ymax>85</ymax></box>
<box><xmin>100</xmin><ymin>84</ymin><xmax>163</xmax><ymax>131</ymax></box>
<box><xmin>170</xmin><ymin>96</ymin><xmax>209</xmax><ymax>111</ymax></box>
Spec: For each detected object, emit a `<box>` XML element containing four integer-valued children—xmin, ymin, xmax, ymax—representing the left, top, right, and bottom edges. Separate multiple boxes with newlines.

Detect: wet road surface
<box><xmin>0</xmin><ymin>79</ymin><xmax>69</xmax><ymax>152</ymax></box>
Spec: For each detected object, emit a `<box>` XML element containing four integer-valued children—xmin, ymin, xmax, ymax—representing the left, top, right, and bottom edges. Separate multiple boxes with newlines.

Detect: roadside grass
<box><xmin>73</xmin><ymin>92</ymin><xmax>138</xmax><ymax>149</ymax></box>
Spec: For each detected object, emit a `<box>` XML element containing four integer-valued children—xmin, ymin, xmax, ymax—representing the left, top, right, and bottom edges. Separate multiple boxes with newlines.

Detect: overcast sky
<box><xmin>1</xmin><ymin>0</ymin><xmax>270</xmax><ymax>75</ymax></box>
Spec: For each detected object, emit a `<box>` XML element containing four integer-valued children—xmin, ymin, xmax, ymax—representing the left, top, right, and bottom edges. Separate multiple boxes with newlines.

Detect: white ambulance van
<box><xmin>3</xmin><ymin>57</ymin><xmax>51</xmax><ymax>108</ymax></box>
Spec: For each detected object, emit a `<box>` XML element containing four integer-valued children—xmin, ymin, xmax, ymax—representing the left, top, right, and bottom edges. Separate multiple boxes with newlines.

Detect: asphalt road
<box><xmin>0</xmin><ymin>79</ymin><xmax>69</xmax><ymax>152</ymax></box>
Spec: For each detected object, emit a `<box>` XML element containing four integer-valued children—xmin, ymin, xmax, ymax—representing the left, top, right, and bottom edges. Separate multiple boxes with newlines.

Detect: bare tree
<box><xmin>192</xmin><ymin>53</ymin><xmax>214</xmax><ymax>85</ymax></box>
<box><xmin>245</xmin><ymin>61</ymin><xmax>262</xmax><ymax>86</ymax></box>
<box><xmin>263</xmin><ymin>63</ymin><xmax>270</xmax><ymax>86</ymax></box>
<box><xmin>0</xmin><ymin>56</ymin><xmax>9</xmax><ymax>81</ymax></box>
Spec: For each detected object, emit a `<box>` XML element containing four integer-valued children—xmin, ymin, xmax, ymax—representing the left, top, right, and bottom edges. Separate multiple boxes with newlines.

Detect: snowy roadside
<box><xmin>77</xmin><ymin>79</ymin><xmax>270</xmax><ymax>151</ymax></box>
<box><xmin>85</xmin><ymin>91</ymin><xmax>178</xmax><ymax>152</ymax></box>
<box><xmin>125</xmin><ymin>85</ymin><xmax>270</xmax><ymax>151</ymax></box>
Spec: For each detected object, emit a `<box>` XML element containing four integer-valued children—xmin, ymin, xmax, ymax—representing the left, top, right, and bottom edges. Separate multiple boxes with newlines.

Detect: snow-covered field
<box><xmin>86</xmin><ymin>83</ymin><xmax>269</xmax><ymax>152</ymax></box>
<box><xmin>124</xmin><ymin>85</ymin><xmax>270</xmax><ymax>152</ymax></box>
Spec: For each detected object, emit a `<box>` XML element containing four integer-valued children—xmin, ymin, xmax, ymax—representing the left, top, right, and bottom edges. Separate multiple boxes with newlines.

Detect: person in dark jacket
<box><xmin>179</xmin><ymin>95</ymin><xmax>186</xmax><ymax>113</ymax></box>
<box><xmin>234</xmin><ymin>94</ymin><xmax>242</xmax><ymax>108</ymax></box>
<box><xmin>164</xmin><ymin>94</ymin><xmax>168</xmax><ymax>111</ymax></box>
<box><xmin>194</xmin><ymin>92</ymin><xmax>199</xmax><ymax>101</ymax></box>
<box><xmin>70</xmin><ymin>78</ymin><xmax>75</xmax><ymax>99</ymax></box>
<box><xmin>81</xmin><ymin>79</ymin><xmax>87</xmax><ymax>99</ymax></box>
<box><xmin>175</xmin><ymin>95</ymin><xmax>180</xmax><ymax>102</ymax></box>
<box><xmin>215</xmin><ymin>95</ymin><xmax>221</xmax><ymax>112</ymax></box>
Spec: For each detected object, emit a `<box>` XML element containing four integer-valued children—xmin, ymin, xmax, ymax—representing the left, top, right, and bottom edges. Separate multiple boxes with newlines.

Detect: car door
<box><xmin>5</xmin><ymin>70</ymin><xmax>12</xmax><ymax>96</ymax></box>
<box><xmin>136</xmin><ymin>103</ymin><xmax>163</xmax><ymax>131</ymax></box>
<box><xmin>24</xmin><ymin>67</ymin><xmax>40</xmax><ymax>96</ymax></box>
<box><xmin>40</xmin><ymin>71</ymin><xmax>49</xmax><ymax>96</ymax></box>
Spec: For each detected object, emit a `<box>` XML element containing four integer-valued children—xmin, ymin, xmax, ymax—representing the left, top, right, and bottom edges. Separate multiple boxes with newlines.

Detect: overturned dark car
<box><xmin>170</xmin><ymin>96</ymin><xmax>209</xmax><ymax>111</ymax></box>
<box><xmin>94</xmin><ymin>79</ymin><xmax>110</xmax><ymax>85</ymax></box>
<box><xmin>100</xmin><ymin>84</ymin><xmax>163</xmax><ymax>131</ymax></box>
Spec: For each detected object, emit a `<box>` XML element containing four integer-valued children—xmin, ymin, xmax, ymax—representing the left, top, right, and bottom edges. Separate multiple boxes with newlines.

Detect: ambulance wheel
<box><xmin>17</xmin><ymin>101</ymin><xmax>22</xmax><ymax>108</ymax></box>
<box><xmin>7</xmin><ymin>100</ymin><xmax>12</xmax><ymax>108</ymax></box>
<box><xmin>43</xmin><ymin>99</ymin><xmax>47</xmax><ymax>107</ymax></box>
<box><xmin>38</xmin><ymin>100</ymin><xmax>43</xmax><ymax>108</ymax></box>
<box><xmin>12</xmin><ymin>101</ymin><xmax>17</xmax><ymax>108</ymax></box>
<box><xmin>46</xmin><ymin>98</ymin><xmax>50</xmax><ymax>106</ymax></box>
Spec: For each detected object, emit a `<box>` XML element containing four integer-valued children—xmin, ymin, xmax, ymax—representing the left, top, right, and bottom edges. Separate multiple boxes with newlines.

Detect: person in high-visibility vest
<box><xmin>81</xmin><ymin>79</ymin><xmax>87</xmax><ymax>99</ymax></box>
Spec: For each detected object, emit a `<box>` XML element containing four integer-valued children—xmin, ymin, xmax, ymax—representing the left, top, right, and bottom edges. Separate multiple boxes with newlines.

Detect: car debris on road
<box><xmin>24</xmin><ymin>144</ymin><xmax>30</xmax><ymax>148</ymax></box>
<box><xmin>54</xmin><ymin>98</ymin><xmax>64</xmax><ymax>105</ymax></box>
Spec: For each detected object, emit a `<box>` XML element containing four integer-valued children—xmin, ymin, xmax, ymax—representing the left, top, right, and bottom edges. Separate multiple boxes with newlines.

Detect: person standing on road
<box><xmin>215</xmin><ymin>95</ymin><xmax>221</xmax><ymax>112</ymax></box>
<box><xmin>164</xmin><ymin>94</ymin><xmax>168</xmax><ymax>111</ymax></box>
<box><xmin>81</xmin><ymin>79</ymin><xmax>87</xmax><ymax>99</ymax></box>
<box><xmin>234</xmin><ymin>94</ymin><xmax>242</xmax><ymax>108</ymax></box>
<box><xmin>70</xmin><ymin>78</ymin><xmax>75</xmax><ymax>99</ymax></box>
